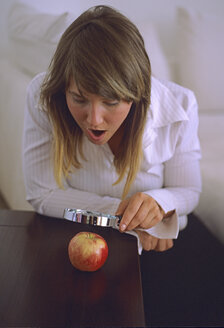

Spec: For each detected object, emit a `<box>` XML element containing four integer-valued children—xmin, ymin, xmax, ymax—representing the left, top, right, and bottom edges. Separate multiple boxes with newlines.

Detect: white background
<box><xmin>1</xmin><ymin>0</ymin><xmax>224</xmax><ymax>58</ymax></box>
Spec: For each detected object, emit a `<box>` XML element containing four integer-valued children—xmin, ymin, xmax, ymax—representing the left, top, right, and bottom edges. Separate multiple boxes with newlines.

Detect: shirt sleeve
<box><xmin>23</xmin><ymin>75</ymin><xmax>121</xmax><ymax>219</ymax></box>
<box><xmin>144</xmin><ymin>90</ymin><xmax>202</xmax><ymax>235</ymax></box>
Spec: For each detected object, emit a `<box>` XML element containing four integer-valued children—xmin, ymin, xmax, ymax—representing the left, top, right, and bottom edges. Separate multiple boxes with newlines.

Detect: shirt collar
<box><xmin>149</xmin><ymin>77</ymin><xmax>189</xmax><ymax>128</ymax></box>
<box><xmin>143</xmin><ymin>77</ymin><xmax>189</xmax><ymax>147</ymax></box>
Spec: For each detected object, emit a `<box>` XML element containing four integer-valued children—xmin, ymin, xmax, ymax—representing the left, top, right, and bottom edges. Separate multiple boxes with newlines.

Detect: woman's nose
<box><xmin>86</xmin><ymin>103</ymin><xmax>104</xmax><ymax>126</ymax></box>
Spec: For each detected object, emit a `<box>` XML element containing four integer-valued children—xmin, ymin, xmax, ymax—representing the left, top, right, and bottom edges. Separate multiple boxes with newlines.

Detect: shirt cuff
<box><xmin>144</xmin><ymin>188</ymin><xmax>179</xmax><ymax>239</ymax></box>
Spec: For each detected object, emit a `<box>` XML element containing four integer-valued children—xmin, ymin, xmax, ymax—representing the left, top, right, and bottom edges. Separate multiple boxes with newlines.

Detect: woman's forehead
<box><xmin>68</xmin><ymin>80</ymin><xmax>80</xmax><ymax>93</ymax></box>
<box><xmin>67</xmin><ymin>79</ymin><xmax>87</xmax><ymax>96</ymax></box>
<box><xmin>67</xmin><ymin>77</ymin><xmax>122</xmax><ymax>99</ymax></box>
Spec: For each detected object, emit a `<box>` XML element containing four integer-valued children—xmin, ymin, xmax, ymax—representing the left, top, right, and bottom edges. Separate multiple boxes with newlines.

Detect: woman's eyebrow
<box><xmin>68</xmin><ymin>90</ymin><xmax>84</xmax><ymax>98</ymax></box>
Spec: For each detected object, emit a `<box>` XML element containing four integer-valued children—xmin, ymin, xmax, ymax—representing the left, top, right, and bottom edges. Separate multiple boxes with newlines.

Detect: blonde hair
<box><xmin>40</xmin><ymin>5</ymin><xmax>151</xmax><ymax>199</ymax></box>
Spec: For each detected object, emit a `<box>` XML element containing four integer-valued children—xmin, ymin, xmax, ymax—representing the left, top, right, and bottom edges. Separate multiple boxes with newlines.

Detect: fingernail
<box><xmin>120</xmin><ymin>224</ymin><xmax>126</xmax><ymax>232</ymax></box>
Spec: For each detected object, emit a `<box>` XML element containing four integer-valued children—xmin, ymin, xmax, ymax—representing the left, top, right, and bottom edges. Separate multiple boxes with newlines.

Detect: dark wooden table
<box><xmin>0</xmin><ymin>210</ymin><xmax>145</xmax><ymax>327</ymax></box>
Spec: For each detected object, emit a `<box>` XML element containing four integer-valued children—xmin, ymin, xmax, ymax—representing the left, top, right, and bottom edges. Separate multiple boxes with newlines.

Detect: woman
<box><xmin>23</xmin><ymin>5</ymin><xmax>201</xmax><ymax>252</ymax></box>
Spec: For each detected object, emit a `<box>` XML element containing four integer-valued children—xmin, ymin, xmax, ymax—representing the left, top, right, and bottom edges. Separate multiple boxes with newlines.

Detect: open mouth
<box><xmin>86</xmin><ymin>128</ymin><xmax>106</xmax><ymax>142</ymax></box>
<box><xmin>91</xmin><ymin>130</ymin><xmax>105</xmax><ymax>137</ymax></box>
<box><xmin>90</xmin><ymin>129</ymin><xmax>105</xmax><ymax>137</ymax></box>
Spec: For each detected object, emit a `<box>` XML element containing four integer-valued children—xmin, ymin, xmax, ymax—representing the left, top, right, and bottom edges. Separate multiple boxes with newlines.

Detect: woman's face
<box><xmin>66</xmin><ymin>81</ymin><xmax>132</xmax><ymax>146</ymax></box>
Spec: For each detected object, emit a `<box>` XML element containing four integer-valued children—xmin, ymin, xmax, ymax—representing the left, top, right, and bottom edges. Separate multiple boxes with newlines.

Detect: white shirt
<box><xmin>23</xmin><ymin>73</ymin><xmax>202</xmax><ymax>240</ymax></box>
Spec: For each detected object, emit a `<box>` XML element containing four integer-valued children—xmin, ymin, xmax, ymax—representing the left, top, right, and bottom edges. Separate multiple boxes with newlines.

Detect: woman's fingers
<box><xmin>136</xmin><ymin>230</ymin><xmax>173</xmax><ymax>252</ymax></box>
<box><xmin>116</xmin><ymin>192</ymin><xmax>164</xmax><ymax>232</ymax></box>
<box><xmin>125</xmin><ymin>200</ymin><xmax>152</xmax><ymax>231</ymax></box>
<box><xmin>116</xmin><ymin>193</ymin><xmax>143</xmax><ymax>232</ymax></box>
<box><xmin>154</xmin><ymin>238</ymin><xmax>174</xmax><ymax>252</ymax></box>
<box><xmin>115</xmin><ymin>198</ymin><xmax>129</xmax><ymax>217</ymax></box>
<box><xmin>136</xmin><ymin>230</ymin><xmax>155</xmax><ymax>251</ymax></box>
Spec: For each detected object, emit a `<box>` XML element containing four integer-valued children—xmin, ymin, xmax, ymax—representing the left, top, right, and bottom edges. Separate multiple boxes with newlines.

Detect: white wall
<box><xmin>1</xmin><ymin>0</ymin><xmax>224</xmax><ymax>58</ymax></box>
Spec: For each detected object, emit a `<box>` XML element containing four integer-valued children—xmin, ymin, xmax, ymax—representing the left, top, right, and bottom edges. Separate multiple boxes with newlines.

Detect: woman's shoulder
<box><xmin>25</xmin><ymin>72</ymin><xmax>51</xmax><ymax>131</ymax></box>
<box><xmin>26</xmin><ymin>72</ymin><xmax>47</xmax><ymax>111</ymax></box>
<box><xmin>26</xmin><ymin>72</ymin><xmax>46</xmax><ymax>99</ymax></box>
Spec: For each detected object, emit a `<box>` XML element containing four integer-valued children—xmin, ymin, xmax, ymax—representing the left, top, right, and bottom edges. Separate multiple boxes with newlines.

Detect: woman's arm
<box><xmin>117</xmin><ymin>90</ymin><xmax>202</xmax><ymax>235</ymax></box>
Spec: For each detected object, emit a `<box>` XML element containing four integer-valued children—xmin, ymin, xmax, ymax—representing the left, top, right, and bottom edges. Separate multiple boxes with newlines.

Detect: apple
<box><xmin>68</xmin><ymin>232</ymin><xmax>108</xmax><ymax>272</ymax></box>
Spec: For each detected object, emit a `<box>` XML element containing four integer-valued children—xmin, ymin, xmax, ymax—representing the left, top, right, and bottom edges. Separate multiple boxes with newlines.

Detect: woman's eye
<box><xmin>104</xmin><ymin>100</ymin><xmax>119</xmax><ymax>107</ymax></box>
<box><xmin>72</xmin><ymin>97</ymin><xmax>87</xmax><ymax>105</ymax></box>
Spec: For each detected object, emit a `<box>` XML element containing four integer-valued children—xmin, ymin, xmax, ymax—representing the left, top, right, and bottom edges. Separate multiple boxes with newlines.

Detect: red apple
<box><xmin>68</xmin><ymin>232</ymin><xmax>108</xmax><ymax>272</ymax></box>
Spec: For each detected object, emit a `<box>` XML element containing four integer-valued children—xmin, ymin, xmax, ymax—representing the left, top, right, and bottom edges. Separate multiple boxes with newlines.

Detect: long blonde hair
<box><xmin>40</xmin><ymin>5</ymin><xmax>151</xmax><ymax>199</ymax></box>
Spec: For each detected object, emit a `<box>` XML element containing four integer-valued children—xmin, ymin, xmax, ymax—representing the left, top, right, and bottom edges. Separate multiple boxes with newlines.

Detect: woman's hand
<box><xmin>115</xmin><ymin>192</ymin><xmax>165</xmax><ymax>232</ymax></box>
<box><xmin>136</xmin><ymin>230</ymin><xmax>173</xmax><ymax>252</ymax></box>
